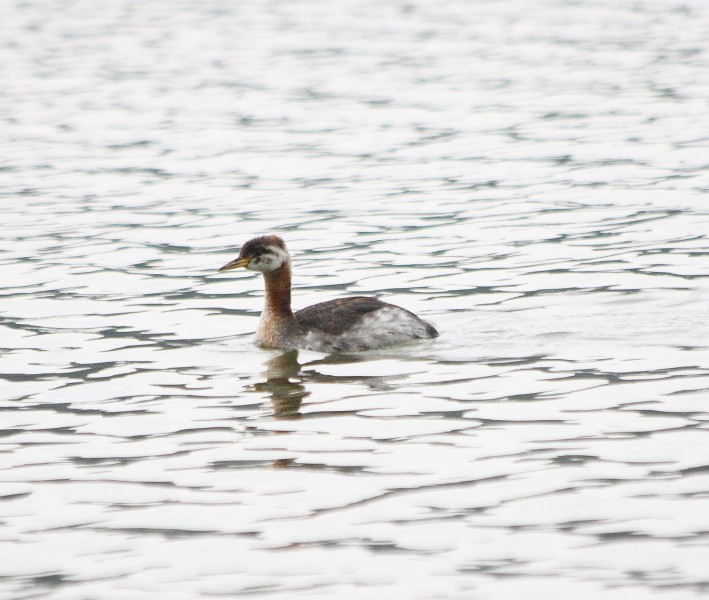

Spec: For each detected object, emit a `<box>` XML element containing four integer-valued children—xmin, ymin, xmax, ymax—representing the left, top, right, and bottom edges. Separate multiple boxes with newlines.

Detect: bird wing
<box><xmin>294</xmin><ymin>297</ymin><xmax>386</xmax><ymax>336</ymax></box>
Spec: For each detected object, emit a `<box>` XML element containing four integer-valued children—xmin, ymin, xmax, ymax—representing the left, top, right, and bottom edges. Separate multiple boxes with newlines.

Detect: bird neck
<box><xmin>263</xmin><ymin>262</ymin><xmax>294</xmax><ymax>319</ymax></box>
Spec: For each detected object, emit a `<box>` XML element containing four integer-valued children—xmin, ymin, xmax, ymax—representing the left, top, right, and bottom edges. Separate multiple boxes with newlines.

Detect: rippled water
<box><xmin>2</xmin><ymin>0</ymin><xmax>709</xmax><ymax>598</ymax></box>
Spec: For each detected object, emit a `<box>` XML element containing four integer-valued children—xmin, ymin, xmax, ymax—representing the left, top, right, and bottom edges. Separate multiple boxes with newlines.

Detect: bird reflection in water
<box><xmin>253</xmin><ymin>350</ymin><xmax>379</xmax><ymax>418</ymax></box>
<box><xmin>254</xmin><ymin>350</ymin><xmax>308</xmax><ymax>419</ymax></box>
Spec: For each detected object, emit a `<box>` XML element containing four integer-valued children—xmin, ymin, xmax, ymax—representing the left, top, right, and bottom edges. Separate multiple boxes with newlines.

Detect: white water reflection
<box><xmin>2</xmin><ymin>0</ymin><xmax>709</xmax><ymax>598</ymax></box>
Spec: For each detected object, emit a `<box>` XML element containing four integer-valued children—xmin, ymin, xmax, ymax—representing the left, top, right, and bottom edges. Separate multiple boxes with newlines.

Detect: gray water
<box><xmin>2</xmin><ymin>0</ymin><xmax>709</xmax><ymax>598</ymax></box>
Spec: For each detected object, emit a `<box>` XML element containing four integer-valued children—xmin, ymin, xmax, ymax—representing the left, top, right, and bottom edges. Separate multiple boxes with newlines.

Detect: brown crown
<box><xmin>239</xmin><ymin>234</ymin><xmax>287</xmax><ymax>258</ymax></box>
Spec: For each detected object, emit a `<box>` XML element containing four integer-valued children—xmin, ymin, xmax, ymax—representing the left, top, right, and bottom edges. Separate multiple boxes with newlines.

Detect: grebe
<box><xmin>218</xmin><ymin>235</ymin><xmax>438</xmax><ymax>352</ymax></box>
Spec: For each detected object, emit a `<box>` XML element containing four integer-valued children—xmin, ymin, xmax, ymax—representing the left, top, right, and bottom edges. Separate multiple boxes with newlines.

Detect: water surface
<box><xmin>2</xmin><ymin>0</ymin><xmax>709</xmax><ymax>598</ymax></box>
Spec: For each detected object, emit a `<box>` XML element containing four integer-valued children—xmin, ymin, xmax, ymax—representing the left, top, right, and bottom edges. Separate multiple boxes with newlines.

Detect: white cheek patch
<box><xmin>247</xmin><ymin>245</ymin><xmax>290</xmax><ymax>273</ymax></box>
<box><xmin>270</xmin><ymin>246</ymin><xmax>289</xmax><ymax>268</ymax></box>
<box><xmin>247</xmin><ymin>257</ymin><xmax>271</xmax><ymax>272</ymax></box>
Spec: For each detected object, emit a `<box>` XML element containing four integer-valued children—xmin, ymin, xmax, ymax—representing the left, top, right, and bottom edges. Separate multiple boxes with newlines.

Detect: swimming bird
<box><xmin>218</xmin><ymin>235</ymin><xmax>438</xmax><ymax>352</ymax></box>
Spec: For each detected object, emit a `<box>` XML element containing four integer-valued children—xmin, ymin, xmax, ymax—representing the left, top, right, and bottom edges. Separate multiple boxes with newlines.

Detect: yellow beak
<box><xmin>218</xmin><ymin>257</ymin><xmax>251</xmax><ymax>271</ymax></box>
